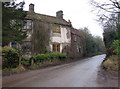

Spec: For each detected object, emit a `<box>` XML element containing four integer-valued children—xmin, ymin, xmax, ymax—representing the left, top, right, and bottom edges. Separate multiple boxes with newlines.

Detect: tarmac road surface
<box><xmin>2</xmin><ymin>54</ymin><xmax>118</xmax><ymax>87</ymax></box>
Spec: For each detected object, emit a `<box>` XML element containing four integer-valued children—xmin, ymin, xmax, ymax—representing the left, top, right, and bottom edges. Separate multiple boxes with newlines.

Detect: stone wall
<box><xmin>67</xmin><ymin>29</ymin><xmax>86</xmax><ymax>58</ymax></box>
<box><xmin>22</xmin><ymin>19</ymin><xmax>85</xmax><ymax>59</ymax></box>
<box><xmin>31</xmin><ymin>20</ymin><xmax>51</xmax><ymax>55</ymax></box>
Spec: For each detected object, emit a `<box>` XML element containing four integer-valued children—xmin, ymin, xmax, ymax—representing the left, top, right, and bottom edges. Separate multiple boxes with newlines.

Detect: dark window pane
<box><xmin>29</xmin><ymin>42</ymin><xmax>32</xmax><ymax>51</ymax></box>
<box><xmin>12</xmin><ymin>42</ymin><xmax>18</xmax><ymax>49</ymax></box>
<box><xmin>22</xmin><ymin>42</ymin><xmax>26</xmax><ymax>51</ymax></box>
<box><xmin>57</xmin><ymin>44</ymin><xmax>60</xmax><ymax>52</ymax></box>
<box><xmin>53</xmin><ymin>44</ymin><xmax>56</xmax><ymax>52</ymax></box>
<box><xmin>27</xmin><ymin>22</ymin><xmax>32</xmax><ymax>29</ymax></box>
<box><xmin>23</xmin><ymin>22</ymin><xmax>26</xmax><ymax>29</ymax></box>
<box><xmin>57</xmin><ymin>45</ymin><xmax>59</xmax><ymax>52</ymax></box>
<box><xmin>26</xmin><ymin>42</ymin><xmax>32</xmax><ymax>51</ymax></box>
<box><xmin>53</xmin><ymin>44</ymin><xmax>60</xmax><ymax>52</ymax></box>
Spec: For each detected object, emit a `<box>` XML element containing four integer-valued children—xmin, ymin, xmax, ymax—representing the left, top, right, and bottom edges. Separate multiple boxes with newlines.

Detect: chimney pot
<box><xmin>29</xmin><ymin>3</ymin><xmax>34</xmax><ymax>13</ymax></box>
<box><xmin>56</xmin><ymin>10</ymin><xmax>63</xmax><ymax>19</ymax></box>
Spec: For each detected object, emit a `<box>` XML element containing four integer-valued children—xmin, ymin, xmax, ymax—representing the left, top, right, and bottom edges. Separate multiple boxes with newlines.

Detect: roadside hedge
<box><xmin>29</xmin><ymin>53</ymin><xmax>67</xmax><ymax>64</ymax></box>
<box><xmin>21</xmin><ymin>60</ymin><xmax>30</xmax><ymax>66</ymax></box>
<box><xmin>2</xmin><ymin>48</ymin><xmax>67</xmax><ymax>68</ymax></box>
<box><xmin>2</xmin><ymin>46</ymin><xmax>19</xmax><ymax>69</ymax></box>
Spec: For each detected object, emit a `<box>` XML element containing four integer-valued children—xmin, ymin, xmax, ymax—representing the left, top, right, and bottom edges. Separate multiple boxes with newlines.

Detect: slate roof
<box><xmin>71</xmin><ymin>29</ymin><xmax>85</xmax><ymax>39</ymax></box>
<box><xmin>25</xmin><ymin>12</ymin><xmax>71</xmax><ymax>26</ymax></box>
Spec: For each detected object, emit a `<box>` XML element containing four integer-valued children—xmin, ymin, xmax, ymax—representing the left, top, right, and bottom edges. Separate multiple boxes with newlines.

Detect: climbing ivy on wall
<box><xmin>32</xmin><ymin>21</ymin><xmax>51</xmax><ymax>55</ymax></box>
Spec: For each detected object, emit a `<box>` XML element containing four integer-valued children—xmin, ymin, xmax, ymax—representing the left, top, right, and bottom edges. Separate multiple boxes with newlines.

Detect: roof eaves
<box><xmin>26</xmin><ymin>11</ymin><xmax>70</xmax><ymax>26</ymax></box>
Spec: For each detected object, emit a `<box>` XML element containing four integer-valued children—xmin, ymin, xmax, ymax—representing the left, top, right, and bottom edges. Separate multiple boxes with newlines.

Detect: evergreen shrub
<box><xmin>2</xmin><ymin>46</ymin><xmax>19</xmax><ymax>69</ymax></box>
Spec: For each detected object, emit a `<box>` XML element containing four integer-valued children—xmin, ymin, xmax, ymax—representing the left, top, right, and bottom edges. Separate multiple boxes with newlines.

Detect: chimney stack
<box><xmin>29</xmin><ymin>3</ymin><xmax>34</xmax><ymax>13</ymax></box>
<box><xmin>56</xmin><ymin>10</ymin><xmax>63</xmax><ymax>19</ymax></box>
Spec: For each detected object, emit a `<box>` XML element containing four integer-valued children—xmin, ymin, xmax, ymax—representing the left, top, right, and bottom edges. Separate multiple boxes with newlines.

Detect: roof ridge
<box><xmin>26</xmin><ymin>11</ymin><xmax>70</xmax><ymax>26</ymax></box>
<box><xmin>34</xmin><ymin>12</ymin><xmax>69</xmax><ymax>23</ymax></box>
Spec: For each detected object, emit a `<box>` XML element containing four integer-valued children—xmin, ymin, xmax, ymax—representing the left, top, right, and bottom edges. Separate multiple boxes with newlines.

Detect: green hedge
<box><xmin>21</xmin><ymin>60</ymin><xmax>30</xmax><ymax>66</ymax></box>
<box><xmin>2</xmin><ymin>46</ymin><xmax>67</xmax><ymax>68</ymax></box>
<box><xmin>111</xmin><ymin>40</ymin><xmax>120</xmax><ymax>55</ymax></box>
<box><xmin>29</xmin><ymin>53</ymin><xmax>67</xmax><ymax>64</ymax></box>
<box><xmin>2</xmin><ymin>46</ymin><xmax>19</xmax><ymax>69</ymax></box>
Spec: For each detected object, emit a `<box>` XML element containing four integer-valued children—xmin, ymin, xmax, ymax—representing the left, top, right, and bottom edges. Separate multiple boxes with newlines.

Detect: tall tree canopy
<box><xmin>81</xmin><ymin>27</ymin><xmax>105</xmax><ymax>55</ymax></box>
<box><xmin>91</xmin><ymin>0</ymin><xmax>120</xmax><ymax>56</ymax></box>
<box><xmin>2</xmin><ymin>1</ymin><xmax>27</xmax><ymax>46</ymax></box>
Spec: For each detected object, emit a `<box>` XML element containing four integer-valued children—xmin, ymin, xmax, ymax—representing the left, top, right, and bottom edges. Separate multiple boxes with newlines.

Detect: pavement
<box><xmin>2</xmin><ymin>54</ymin><xmax>118</xmax><ymax>87</ymax></box>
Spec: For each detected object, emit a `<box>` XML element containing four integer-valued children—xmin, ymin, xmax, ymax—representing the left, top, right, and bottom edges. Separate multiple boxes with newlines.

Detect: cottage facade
<box><xmin>70</xmin><ymin>29</ymin><xmax>86</xmax><ymax>57</ymax></box>
<box><xmin>10</xmin><ymin>4</ymin><xmax>85</xmax><ymax>58</ymax></box>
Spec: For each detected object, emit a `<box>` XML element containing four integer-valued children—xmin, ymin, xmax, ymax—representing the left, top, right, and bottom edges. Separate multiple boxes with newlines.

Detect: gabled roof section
<box><xmin>71</xmin><ymin>29</ymin><xmax>85</xmax><ymax>39</ymax></box>
<box><xmin>25</xmin><ymin>12</ymin><xmax>71</xmax><ymax>26</ymax></box>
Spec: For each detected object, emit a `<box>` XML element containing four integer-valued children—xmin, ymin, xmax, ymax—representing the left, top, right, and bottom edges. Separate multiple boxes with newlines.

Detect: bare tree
<box><xmin>91</xmin><ymin>0</ymin><xmax>120</xmax><ymax>13</ymax></box>
<box><xmin>90</xmin><ymin>0</ymin><xmax>120</xmax><ymax>24</ymax></box>
<box><xmin>91</xmin><ymin>0</ymin><xmax>120</xmax><ymax>56</ymax></box>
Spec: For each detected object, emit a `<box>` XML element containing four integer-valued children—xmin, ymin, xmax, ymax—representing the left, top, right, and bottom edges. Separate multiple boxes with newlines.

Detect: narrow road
<box><xmin>2</xmin><ymin>54</ymin><xmax>118</xmax><ymax>87</ymax></box>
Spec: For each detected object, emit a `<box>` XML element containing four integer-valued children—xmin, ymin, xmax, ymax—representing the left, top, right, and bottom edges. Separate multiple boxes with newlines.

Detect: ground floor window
<box><xmin>77</xmin><ymin>46</ymin><xmax>81</xmax><ymax>53</ymax></box>
<box><xmin>10</xmin><ymin>42</ymin><xmax>19</xmax><ymax>49</ymax></box>
<box><xmin>22</xmin><ymin>41</ymin><xmax>32</xmax><ymax>52</ymax></box>
<box><xmin>53</xmin><ymin>43</ymin><xmax>60</xmax><ymax>52</ymax></box>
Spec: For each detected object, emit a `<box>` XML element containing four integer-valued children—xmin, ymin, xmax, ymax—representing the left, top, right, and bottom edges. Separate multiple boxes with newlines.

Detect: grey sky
<box><xmin>16</xmin><ymin>0</ymin><xmax>103</xmax><ymax>37</ymax></box>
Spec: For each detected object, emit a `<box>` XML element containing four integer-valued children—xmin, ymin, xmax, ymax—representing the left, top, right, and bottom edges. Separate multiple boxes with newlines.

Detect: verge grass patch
<box><xmin>102</xmin><ymin>55</ymin><xmax>119</xmax><ymax>71</ymax></box>
<box><xmin>3</xmin><ymin>65</ymin><xmax>26</xmax><ymax>76</ymax></box>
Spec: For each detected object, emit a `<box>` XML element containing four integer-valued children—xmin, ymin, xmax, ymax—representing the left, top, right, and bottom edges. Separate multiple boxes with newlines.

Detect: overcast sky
<box><xmin>16</xmin><ymin>0</ymin><xmax>104</xmax><ymax>37</ymax></box>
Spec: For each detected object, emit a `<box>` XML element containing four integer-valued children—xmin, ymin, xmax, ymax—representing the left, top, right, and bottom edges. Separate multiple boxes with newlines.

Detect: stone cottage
<box><xmin>70</xmin><ymin>29</ymin><xmax>86</xmax><ymax>57</ymax></box>
<box><xmin>10</xmin><ymin>4</ymin><xmax>85</xmax><ymax>58</ymax></box>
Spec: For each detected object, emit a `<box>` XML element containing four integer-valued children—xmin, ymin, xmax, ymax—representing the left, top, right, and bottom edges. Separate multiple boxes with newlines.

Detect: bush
<box><xmin>34</xmin><ymin>54</ymin><xmax>47</xmax><ymax>63</ymax></box>
<box><xmin>111</xmin><ymin>40</ymin><xmax>120</xmax><ymax>55</ymax></box>
<box><xmin>31</xmin><ymin>53</ymin><xmax>67</xmax><ymax>64</ymax></box>
<box><xmin>21</xmin><ymin>60</ymin><xmax>30</xmax><ymax>66</ymax></box>
<box><xmin>53</xmin><ymin>53</ymin><xmax>67</xmax><ymax>59</ymax></box>
<box><xmin>2</xmin><ymin>46</ymin><xmax>19</xmax><ymax>69</ymax></box>
<box><xmin>49</xmin><ymin>53</ymin><xmax>67</xmax><ymax>59</ymax></box>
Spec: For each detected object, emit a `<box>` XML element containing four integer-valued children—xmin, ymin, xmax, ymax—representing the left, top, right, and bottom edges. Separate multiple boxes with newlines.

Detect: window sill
<box><xmin>52</xmin><ymin>33</ymin><xmax>61</xmax><ymax>37</ymax></box>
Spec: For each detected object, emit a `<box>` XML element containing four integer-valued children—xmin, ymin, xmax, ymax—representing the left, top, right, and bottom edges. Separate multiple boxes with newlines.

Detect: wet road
<box><xmin>2</xmin><ymin>54</ymin><xmax>118</xmax><ymax>87</ymax></box>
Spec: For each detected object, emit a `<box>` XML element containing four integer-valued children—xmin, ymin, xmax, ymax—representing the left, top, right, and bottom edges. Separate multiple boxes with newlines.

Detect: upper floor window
<box><xmin>53</xmin><ymin>25</ymin><xmax>61</xmax><ymax>33</ymax></box>
<box><xmin>23</xmin><ymin>20</ymin><xmax>32</xmax><ymax>30</ymax></box>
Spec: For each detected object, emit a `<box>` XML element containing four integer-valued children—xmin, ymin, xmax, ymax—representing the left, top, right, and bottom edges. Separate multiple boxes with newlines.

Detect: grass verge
<box><xmin>3</xmin><ymin>58</ymin><xmax>73</xmax><ymax>76</ymax></box>
<box><xmin>3</xmin><ymin>65</ymin><xmax>26</xmax><ymax>76</ymax></box>
<box><xmin>29</xmin><ymin>58</ymin><xmax>71</xmax><ymax>70</ymax></box>
<box><xmin>102</xmin><ymin>55</ymin><xmax>119</xmax><ymax>72</ymax></box>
